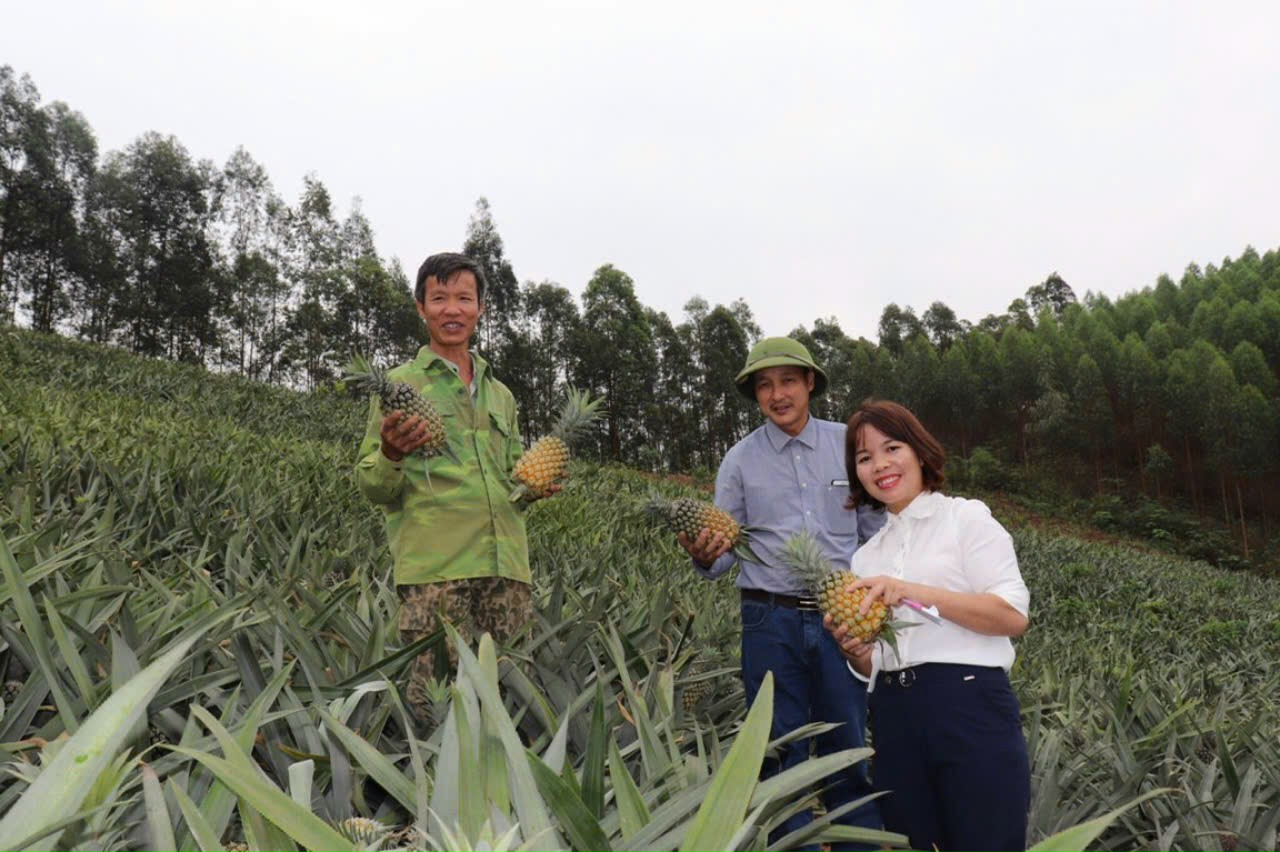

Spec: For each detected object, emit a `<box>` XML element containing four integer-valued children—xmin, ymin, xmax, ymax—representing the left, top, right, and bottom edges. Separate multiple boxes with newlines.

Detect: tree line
<box><xmin>3</xmin><ymin>65</ymin><xmax>1278</xmax><ymax>558</ymax></box>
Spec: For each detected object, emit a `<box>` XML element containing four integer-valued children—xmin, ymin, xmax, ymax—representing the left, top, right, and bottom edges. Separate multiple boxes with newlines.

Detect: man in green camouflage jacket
<box><xmin>355</xmin><ymin>252</ymin><xmax>550</xmax><ymax>720</ymax></box>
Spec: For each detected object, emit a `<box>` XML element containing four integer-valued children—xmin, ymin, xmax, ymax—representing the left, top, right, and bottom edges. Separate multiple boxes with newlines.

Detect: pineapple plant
<box><xmin>342</xmin><ymin>354</ymin><xmax>457</xmax><ymax>463</ymax></box>
<box><xmin>780</xmin><ymin>530</ymin><xmax>910</xmax><ymax>654</ymax></box>
<box><xmin>508</xmin><ymin>388</ymin><xmax>601</xmax><ymax>501</ymax></box>
<box><xmin>644</xmin><ymin>492</ymin><xmax>763</xmax><ymax>563</ymax></box>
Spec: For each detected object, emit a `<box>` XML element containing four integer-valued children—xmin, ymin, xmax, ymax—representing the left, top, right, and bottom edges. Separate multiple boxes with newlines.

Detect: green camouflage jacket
<box><xmin>355</xmin><ymin>347</ymin><xmax>530</xmax><ymax>586</ymax></box>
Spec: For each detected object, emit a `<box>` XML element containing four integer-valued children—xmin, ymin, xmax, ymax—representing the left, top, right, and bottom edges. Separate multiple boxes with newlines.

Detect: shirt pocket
<box><xmin>487</xmin><ymin>410</ymin><xmax>516</xmax><ymax>471</ymax></box>
<box><xmin>824</xmin><ymin>484</ymin><xmax>858</xmax><ymax>536</ymax></box>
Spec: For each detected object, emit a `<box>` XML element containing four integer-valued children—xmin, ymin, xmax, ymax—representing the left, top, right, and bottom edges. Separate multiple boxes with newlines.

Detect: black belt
<box><xmin>878</xmin><ymin>662</ymin><xmax>1004</xmax><ymax>689</ymax></box>
<box><xmin>741</xmin><ymin>588</ymin><xmax>820</xmax><ymax>611</ymax></box>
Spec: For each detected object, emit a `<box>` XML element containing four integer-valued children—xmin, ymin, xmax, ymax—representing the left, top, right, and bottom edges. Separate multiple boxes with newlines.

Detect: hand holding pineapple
<box><xmin>379</xmin><ymin>410</ymin><xmax>437</xmax><ymax>462</ymax></box>
<box><xmin>508</xmin><ymin>388</ymin><xmax>601</xmax><ymax>502</ymax></box>
<box><xmin>824</xmin><ymin>614</ymin><xmax>877</xmax><ymax>672</ymax></box>
<box><xmin>344</xmin><ymin>354</ymin><xmax>457</xmax><ymax>464</ymax></box>
<box><xmin>644</xmin><ymin>493</ymin><xmax>763</xmax><ymax>565</ymax></box>
<box><xmin>677</xmin><ymin>528</ymin><xmax>732</xmax><ymax>568</ymax></box>
<box><xmin>780</xmin><ymin>530</ymin><xmax>912</xmax><ymax>657</ymax></box>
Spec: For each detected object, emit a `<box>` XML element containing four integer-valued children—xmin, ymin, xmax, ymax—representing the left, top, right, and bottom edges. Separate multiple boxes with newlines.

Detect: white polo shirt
<box><xmin>851</xmin><ymin>491</ymin><xmax>1029</xmax><ymax>684</ymax></box>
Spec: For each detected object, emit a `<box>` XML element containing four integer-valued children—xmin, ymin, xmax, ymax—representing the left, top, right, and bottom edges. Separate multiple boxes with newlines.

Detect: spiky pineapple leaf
<box><xmin>0</xmin><ymin>617</ymin><xmax>216</xmax><ymax>851</ymax></box>
<box><xmin>679</xmin><ymin>672</ymin><xmax>774</xmax><ymax>851</ymax></box>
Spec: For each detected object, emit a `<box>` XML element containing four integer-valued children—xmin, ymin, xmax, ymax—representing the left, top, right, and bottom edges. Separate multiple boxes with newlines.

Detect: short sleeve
<box><xmin>956</xmin><ymin>499</ymin><xmax>1029</xmax><ymax>616</ymax></box>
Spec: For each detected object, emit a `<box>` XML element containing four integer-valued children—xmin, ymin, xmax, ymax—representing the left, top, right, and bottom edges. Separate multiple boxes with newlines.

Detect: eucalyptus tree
<box><xmin>462</xmin><ymin>196</ymin><xmax>520</xmax><ymax>357</ymax></box>
<box><xmin>1072</xmin><ymin>353</ymin><xmax>1115</xmax><ymax>492</ymax></box>
<box><xmin>792</xmin><ymin>316</ymin><xmax>854</xmax><ymax>422</ymax></box>
<box><xmin>281</xmin><ymin>175</ymin><xmax>343</xmax><ymax>388</ymax></box>
<box><xmin>13</xmin><ymin>102</ymin><xmax>94</xmax><ymax>333</ymax></box>
<box><xmin>214</xmin><ymin>146</ymin><xmax>288</xmax><ymax>377</ymax></box>
<box><xmin>515</xmin><ymin>280</ymin><xmax>580</xmax><ymax>442</ymax></box>
<box><xmin>1227</xmin><ymin>385</ymin><xmax>1276</xmax><ymax>557</ymax></box>
<box><xmin>1117</xmin><ymin>333</ymin><xmax>1162</xmax><ymax>494</ymax></box>
<box><xmin>1000</xmin><ymin>326</ymin><xmax>1045</xmax><ymax>468</ymax></box>
<box><xmin>896</xmin><ymin>333</ymin><xmax>942</xmax><ymax>426</ymax></box>
<box><xmin>90</xmin><ymin>132</ymin><xmax>220</xmax><ymax>362</ymax></box>
<box><xmin>698</xmin><ymin>305</ymin><xmax>752</xmax><ymax>458</ymax></box>
<box><xmin>1253</xmin><ymin>291</ymin><xmax>1280</xmax><ymax>368</ymax></box>
<box><xmin>876</xmin><ymin>302</ymin><xmax>922</xmax><ymax>356</ymax></box>
<box><xmin>939</xmin><ymin>339</ymin><xmax>979</xmax><ymax>457</ymax></box>
<box><xmin>1025</xmin><ymin>271</ymin><xmax>1077</xmax><ymax>319</ymax></box>
<box><xmin>0</xmin><ymin>67</ymin><xmax>52</xmax><ymax>323</ymax></box>
<box><xmin>922</xmin><ymin>300</ymin><xmax>963</xmax><ymax>351</ymax></box>
<box><xmin>573</xmin><ymin>264</ymin><xmax>656</xmax><ymax>463</ymax></box>
<box><xmin>646</xmin><ymin>307</ymin><xmax>700</xmax><ymax>471</ymax></box>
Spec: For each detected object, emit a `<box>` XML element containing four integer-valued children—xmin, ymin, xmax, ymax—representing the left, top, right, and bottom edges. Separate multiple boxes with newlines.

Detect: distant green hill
<box><xmin>2</xmin><ymin>327</ymin><xmax>1278</xmax><ymax>850</ymax></box>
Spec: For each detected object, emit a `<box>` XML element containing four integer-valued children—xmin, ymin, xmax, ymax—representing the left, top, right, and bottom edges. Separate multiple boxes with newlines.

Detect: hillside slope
<box><xmin>3</xmin><ymin>328</ymin><xmax>1279</xmax><ymax>850</ymax></box>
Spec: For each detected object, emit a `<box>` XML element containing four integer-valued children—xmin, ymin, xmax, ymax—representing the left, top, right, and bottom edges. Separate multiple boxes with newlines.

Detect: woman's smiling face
<box><xmin>854</xmin><ymin>422</ymin><xmax>925</xmax><ymax>514</ymax></box>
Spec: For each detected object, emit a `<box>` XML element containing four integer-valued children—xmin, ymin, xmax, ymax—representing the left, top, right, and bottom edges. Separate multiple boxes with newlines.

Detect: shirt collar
<box><xmin>884</xmin><ymin>490</ymin><xmax>944</xmax><ymax>526</ymax></box>
<box><xmin>764</xmin><ymin>414</ymin><xmax>818</xmax><ymax>452</ymax></box>
<box><xmin>415</xmin><ymin>346</ymin><xmax>488</xmax><ymax>382</ymax></box>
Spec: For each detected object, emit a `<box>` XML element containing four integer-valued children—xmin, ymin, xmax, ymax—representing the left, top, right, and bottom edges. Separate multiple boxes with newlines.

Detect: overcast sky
<box><xmin>5</xmin><ymin>1</ymin><xmax>1279</xmax><ymax>341</ymax></box>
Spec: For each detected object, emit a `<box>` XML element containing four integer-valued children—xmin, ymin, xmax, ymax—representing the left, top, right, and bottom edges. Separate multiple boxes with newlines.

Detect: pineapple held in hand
<box><xmin>343</xmin><ymin>354</ymin><xmax>456</xmax><ymax>462</ymax></box>
<box><xmin>781</xmin><ymin>530</ymin><xmax>909</xmax><ymax>654</ymax></box>
<box><xmin>509</xmin><ymin>388</ymin><xmax>601</xmax><ymax>501</ymax></box>
<box><xmin>644</xmin><ymin>493</ymin><xmax>763</xmax><ymax>564</ymax></box>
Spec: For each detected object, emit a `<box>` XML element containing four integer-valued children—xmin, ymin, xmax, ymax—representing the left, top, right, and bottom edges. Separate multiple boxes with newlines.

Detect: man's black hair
<box><xmin>414</xmin><ymin>253</ymin><xmax>487</xmax><ymax>304</ymax></box>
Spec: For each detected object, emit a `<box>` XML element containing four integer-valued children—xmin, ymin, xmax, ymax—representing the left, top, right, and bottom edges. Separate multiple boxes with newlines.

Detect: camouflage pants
<box><xmin>398</xmin><ymin>577</ymin><xmax>532</xmax><ymax>720</ymax></box>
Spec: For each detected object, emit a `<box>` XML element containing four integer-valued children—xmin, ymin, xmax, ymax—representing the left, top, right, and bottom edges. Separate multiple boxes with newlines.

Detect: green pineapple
<box><xmin>681</xmin><ymin>661</ymin><xmax>716</xmax><ymax>714</ymax></box>
<box><xmin>644</xmin><ymin>492</ymin><xmax>763</xmax><ymax>564</ymax></box>
<box><xmin>343</xmin><ymin>354</ymin><xmax>457</xmax><ymax>464</ymax></box>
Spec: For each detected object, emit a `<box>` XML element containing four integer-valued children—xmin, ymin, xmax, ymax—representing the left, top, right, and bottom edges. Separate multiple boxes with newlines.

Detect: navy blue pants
<box><xmin>740</xmin><ymin>599</ymin><xmax>880</xmax><ymax>849</ymax></box>
<box><xmin>869</xmin><ymin>663</ymin><xmax>1030</xmax><ymax>851</ymax></box>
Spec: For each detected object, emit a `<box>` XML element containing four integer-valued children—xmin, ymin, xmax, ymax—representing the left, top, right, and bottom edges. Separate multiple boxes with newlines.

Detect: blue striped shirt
<box><xmin>696</xmin><ymin>416</ymin><xmax>886</xmax><ymax>594</ymax></box>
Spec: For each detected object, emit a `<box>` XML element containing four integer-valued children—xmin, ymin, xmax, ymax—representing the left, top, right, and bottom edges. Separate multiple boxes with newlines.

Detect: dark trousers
<box><xmin>869</xmin><ymin>663</ymin><xmax>1030</xmax><ymax>851</ymax></box>
<box><xmin>740</xmin><ymin>599</ymin><xmax>880</xmax><ymax>849</ymax></box>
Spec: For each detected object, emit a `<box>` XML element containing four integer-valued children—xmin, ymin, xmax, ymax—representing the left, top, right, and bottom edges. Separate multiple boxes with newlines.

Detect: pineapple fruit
<box><xmin>334</xmin><ymin>816</ymin><xmax>391</xmax><ymax>851</ymax></box>
<box><xmin>681</xmin><ymin>662</ymin><xmax>715</xmax><ymax>713</ymax></box>
<box><xmin>644</xmin><ymin>493</ymin><xmax>763</xmax><ymax>564</ymax></box>
<box><xmin>780</xmin><ymin>530</ymin><xmax>908</xmax><ymax>654</ymax></box>
<box><xmin>343</xmin><ymin>354</ymin><xmax>457</xmax><ymax>463</ymax></box>
<box><xmin>508</xmin><ymin>388</ymin><xmax>601</xmax><ymax>501</ymax></box>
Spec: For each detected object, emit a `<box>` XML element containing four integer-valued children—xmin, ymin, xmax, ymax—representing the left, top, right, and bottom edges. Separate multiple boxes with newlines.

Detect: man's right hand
<box><xmin>678</xmin><ymin>528</ymin><xmax>731</xmax><ymax>568</ymax></box>
<box><xmin>380</xmin><ymin>410</ymin><xmax>434</xmax><ymax>462</ymax></box>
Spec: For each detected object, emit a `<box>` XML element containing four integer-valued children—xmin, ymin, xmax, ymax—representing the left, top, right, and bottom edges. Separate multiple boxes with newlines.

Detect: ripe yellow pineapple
<box><xmin>780</xmin><ymin>530</ymin><xmax>908</xmax><ymax>653</ymax></box>
<box><xmin>644</xmin><ymin>493</ymin><xmax>763</xmax><ymax>564</ymax></box>
<box><xmin>509</xmin><ymin>388</ymin><xmax>601</xmax><ymax>501</ymax></box>
<box><xmin>343</xmin><ymin>354</ymin><xmax>457</xmax><ymax>463</ymax></box>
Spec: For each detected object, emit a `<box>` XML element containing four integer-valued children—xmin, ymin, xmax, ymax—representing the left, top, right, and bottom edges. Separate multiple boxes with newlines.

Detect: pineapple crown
<box><xmin>342</xmin><ymin>353</ymin><xmax>391</xmax><ymax>394</ymax></box>
<box><xmin>779</xmin><ymin>530</ymin><xmax>838</xmax><ymax>593</ymax></box>
<box><xmin>549</xmin><ymin>388</ymin><xmax>602</xmax><ymax>442</ymax></box>
<box><xmin>641</xmin><ymin>491</ymin><xmax>679</xmax><ymax>525</ymax></box>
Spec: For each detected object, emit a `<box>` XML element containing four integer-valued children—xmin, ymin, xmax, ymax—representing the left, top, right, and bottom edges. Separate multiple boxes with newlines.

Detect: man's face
<box><xmin>752</xmin><ymin>365</ymin><xmax>814</xmax><ymax>436</ymax></box>
<box><xmin>417</xmin><ymin>270</ymin><xmax>483</xmax><ymax>349</ymax></box>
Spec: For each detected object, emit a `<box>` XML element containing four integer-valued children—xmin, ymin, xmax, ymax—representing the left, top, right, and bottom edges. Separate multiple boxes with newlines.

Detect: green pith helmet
<box><xmin>735</xmin><ymin>337</ymin><xmax>828</xmax><ymax>401</ymax></box>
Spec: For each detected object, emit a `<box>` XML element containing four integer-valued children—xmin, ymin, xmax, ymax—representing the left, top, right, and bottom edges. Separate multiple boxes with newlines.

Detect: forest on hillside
<box><xmin>2</xmin><ymin>64</ymin><xmax>1278</xmax><ymax>564</ymax></box>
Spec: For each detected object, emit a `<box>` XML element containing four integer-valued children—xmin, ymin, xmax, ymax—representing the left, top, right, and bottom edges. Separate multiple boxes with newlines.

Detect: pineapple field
<box><xmin>2</xmin><ymin>328</ymin><xmax>1280</xmax><ymax>851</ymax></box>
